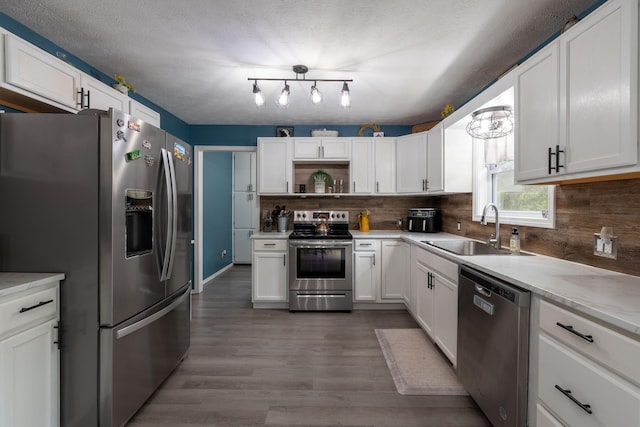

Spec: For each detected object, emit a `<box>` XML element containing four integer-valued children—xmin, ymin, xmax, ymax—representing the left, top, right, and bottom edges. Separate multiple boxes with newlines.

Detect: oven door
<box><xmin>288</xmin><ymin>240</ymin><xmax>353</xmax><ymax>291</ymax></box>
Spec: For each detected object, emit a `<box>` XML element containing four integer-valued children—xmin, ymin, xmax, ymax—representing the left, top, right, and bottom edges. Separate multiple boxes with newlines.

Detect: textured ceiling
<box><xmin>0</xmin><ymin>0</ymin><xmax>599</xmax><ymax>125</ymax></box>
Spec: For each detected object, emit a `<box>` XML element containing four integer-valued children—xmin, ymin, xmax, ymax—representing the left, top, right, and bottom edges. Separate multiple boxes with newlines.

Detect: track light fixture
<box><xmin>249</xmin><ymin>65</ymin><xmax>352</xmax><ymax>108</ymax></box>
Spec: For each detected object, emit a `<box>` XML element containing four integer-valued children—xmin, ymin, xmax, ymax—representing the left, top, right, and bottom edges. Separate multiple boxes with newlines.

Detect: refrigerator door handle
<box><xmin>159</xmin><ymin>148</ymin><xmax>174</xmax><ymax>281</ymax></box>
<box><xmin>165</xmin><ymin>148</ymin><xmax>178</xmax><ymax>280</ymax></box>
<box><xmin>115</xmin><ymin>287</ymin><xmax>189</xmax><ymax>340</ymax></box>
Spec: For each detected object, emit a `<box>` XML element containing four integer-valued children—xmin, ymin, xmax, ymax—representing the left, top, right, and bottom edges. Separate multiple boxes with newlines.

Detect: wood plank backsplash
<box><xmin>262</xmin><ymin>178</ymin><xmax>640</xmax><ymax>276</ymax></box>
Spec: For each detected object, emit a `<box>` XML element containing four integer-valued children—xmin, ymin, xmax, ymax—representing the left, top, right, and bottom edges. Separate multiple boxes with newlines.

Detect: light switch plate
<box><xmin>594</xmin><ymin>233</ymin><xmax>617</xmax><ymax>259</ymax></box>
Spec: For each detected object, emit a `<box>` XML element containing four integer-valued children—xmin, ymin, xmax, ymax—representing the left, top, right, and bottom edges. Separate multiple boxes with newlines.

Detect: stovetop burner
<box><xmin>289</xmin><ymin>229</ymin><xmax>353</xmax><ymax>240</ymax></box>
<box><xmin>289</xmin><ymin>210</ymin><xmax>352</xmax><ymax>240</ymax></box>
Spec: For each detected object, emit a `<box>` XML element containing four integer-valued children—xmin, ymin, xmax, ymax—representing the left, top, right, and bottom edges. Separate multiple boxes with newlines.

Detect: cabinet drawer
<box><xmin>354</xmin><ymin>239</ymin><xmax>379</xmax><ymax>251</ymax></box>
<box><xmin>539</xmin><ymin>299</ymin><xmax>640</xmax><ymax>384</ymax></box>
<box><xmin>538</xmin><ymin>335</ymin><xmax>640</xmax><ymax>427</ymax></box>
<box><xmin>253</xmin><ymin>239</ymin><xmax>288</xmax><ymax>251</ymax></box>
<box><xmin>536</xmin><ymin>403</ymin><xmax>563</xmax><ymax>427</ymax></box>
<box><xmin>0</xmin><ymin>286</ymin><xmax>57</xmax><ymax>337</ymax></box>
<box><xmin>415</xmin><ymin>247</ymin><xmax>458</xmax><ymax>282</ymax></box>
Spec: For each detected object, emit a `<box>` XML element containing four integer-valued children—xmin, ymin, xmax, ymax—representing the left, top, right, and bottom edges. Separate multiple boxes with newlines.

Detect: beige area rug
<box><xmin>375</xmin><ymin>328</ymin><xmax>467</xmax><ymax>396</ymax></box>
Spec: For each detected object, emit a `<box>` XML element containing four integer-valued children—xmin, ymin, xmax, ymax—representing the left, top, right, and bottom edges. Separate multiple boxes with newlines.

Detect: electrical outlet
<box><xmin>457</xmin><ymin>221</ymin><xmax>462</xmax><ymax>231</ymax></box>
<box><xmin>221</xmin><ymin>249</ymin><xmax>227</xmax><ymax>258</ymax></box>
<box><xmin>594</xmin><ymin>233</ymin><xmax>617</xmax><ymax>259</ymax></box>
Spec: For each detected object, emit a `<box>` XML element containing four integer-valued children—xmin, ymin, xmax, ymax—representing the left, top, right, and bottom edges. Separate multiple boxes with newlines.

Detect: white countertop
<box><xmin>254</xmin><ymin>228</ymin><xmax>640</xmax><ymax>337</ymax></box>
<box><xmin>0</xmin><ymin>272</ymin><xmax>65</xmax><ymax>297</ymax></box>
<box><xmin>399</xmin><ymin>233</ymin><xmax>640</xmax><ymax>337</ymax></box>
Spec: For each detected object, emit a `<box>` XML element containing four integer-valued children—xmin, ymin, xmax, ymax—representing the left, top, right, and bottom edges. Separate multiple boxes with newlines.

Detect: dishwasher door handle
<box><xmin>475</xmin><ymin>284</ymin><xmax>492</xmax><ymax>297</ymax></box>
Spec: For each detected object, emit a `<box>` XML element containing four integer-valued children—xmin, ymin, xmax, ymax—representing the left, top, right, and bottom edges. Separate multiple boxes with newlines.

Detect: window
<box><xmin>473</xmin><ymin>134</ymin><xmax>555</xmax><ymax>228</ymax></box>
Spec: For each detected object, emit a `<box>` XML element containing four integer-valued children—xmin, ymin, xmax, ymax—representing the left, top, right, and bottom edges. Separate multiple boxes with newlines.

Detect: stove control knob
<box><xmin>302</xmin><ymin>213</ymin><xmax>306</xmax><ymax>218</ymax></box>
<box><xmin>341</xmin><ymin>213</ymin><xmax>346</xmax><ymax>218</ymax></box>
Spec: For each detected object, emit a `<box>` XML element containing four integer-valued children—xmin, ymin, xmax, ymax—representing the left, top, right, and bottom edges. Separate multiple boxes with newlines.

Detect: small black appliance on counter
<box><xmin>407</xmin><ymin>208</ymin><xmax>441</xmax><ymax>232</ymax></box>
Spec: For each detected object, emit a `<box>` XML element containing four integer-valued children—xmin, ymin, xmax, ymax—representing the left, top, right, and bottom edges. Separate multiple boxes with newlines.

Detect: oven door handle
<box><xmin>289</xmin><ymin>241</ymin><xmax>353</xmax><ymax>248</ymax></box>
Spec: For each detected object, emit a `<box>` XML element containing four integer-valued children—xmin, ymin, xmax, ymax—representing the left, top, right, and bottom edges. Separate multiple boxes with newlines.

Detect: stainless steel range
<box><xmin>288</xmin><ymin>210</ymin><xmax>353</xmax><ymax>311</ymax></box>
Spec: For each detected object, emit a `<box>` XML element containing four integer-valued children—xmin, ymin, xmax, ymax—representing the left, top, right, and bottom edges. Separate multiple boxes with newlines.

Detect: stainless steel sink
<box><xmin>422</xmin><ymin>240</ymin><xmax>514</xmax><ymax>255</ymax></box>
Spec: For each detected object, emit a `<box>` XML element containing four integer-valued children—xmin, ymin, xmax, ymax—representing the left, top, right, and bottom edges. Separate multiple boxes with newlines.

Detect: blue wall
<box><xmin>202</xmin><ymin>151</ymin><xmax>233</xmax><ymax>278</ymax></box>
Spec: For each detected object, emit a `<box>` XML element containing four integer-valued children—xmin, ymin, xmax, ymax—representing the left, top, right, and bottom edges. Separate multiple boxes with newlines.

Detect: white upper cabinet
<box><xmin>258</xmin><ymin>138</ymin><xmax>292</xmax><ymax>194</ymax></box>
<box><xmin>350</xmin><ymin>138</ymin><xmax>374</xmax><ymax>194</ymax></box>
<box><xmin>374</xmin><ymin>137</ymin><xmax>396</xmax><ymax>194</ymax></box>
<box><xmin>129</xmin><ymin>100</ymin><xmax>161</xmax><ymax>128</ymax></box>
<box><xmin>233</xmin><ymin>151</ymin><xmax>257</xmax><ymax>192</ymax></box>
<box><xmin>560</xmin><ymin>0</ymin><xmax>637</xmax><ymax>174</ymax></box>
<box><xmin>515</xmin><ymin>0</ymin><xmax>638</xmax><ymax>183</ymax></box>
<box><xmin>293</xmin><ymin>138</ymin><xmax>349</xmax><ymax>159</ymax></box>
<box><xmin>426</xmin><ymin>123</ymin><xmax>444</xmax><ymax>193</ymax></box>
<box><xmin>78</xmin><ymin>74</ymin><xmax>128</xmax><ymax>112</ymax></box>
<box><xmin>396</xmin><ymin>132</ymin><xmax>428</xmax><ymax>193</ymax></box>
<box><xmin>515</xmin><ymin>41</ymin><xmax>560</xmax><ymax>182</ymax></box>
<box><xmin>4</xmin><ymin>33</ymin><xmax>81</xmax><ymax>111</ymax></box>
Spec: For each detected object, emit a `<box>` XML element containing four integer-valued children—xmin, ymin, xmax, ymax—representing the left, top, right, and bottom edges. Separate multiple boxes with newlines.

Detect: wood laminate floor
<box><xmin>127</xmin><ymin>265</ymin><xmax>491</xmax><ymax>427</ymax></box>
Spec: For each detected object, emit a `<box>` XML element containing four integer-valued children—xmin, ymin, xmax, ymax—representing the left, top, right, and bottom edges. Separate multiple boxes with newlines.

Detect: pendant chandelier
<box><xmin>466</xmin><ymin>105</ymin><xmax>514</xmax><ymax>139</ymax></box>
<box><xmin>249</xmin><ymin>65</ymin><xmax>352</xmax><ymax>109</ymax></box>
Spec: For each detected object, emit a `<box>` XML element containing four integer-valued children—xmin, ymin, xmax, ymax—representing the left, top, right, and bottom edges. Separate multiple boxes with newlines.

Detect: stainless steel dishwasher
<box><xmin>458</xmin><ymin>265</ymin><xmax>531</xmax><ymax>427</ymax></box>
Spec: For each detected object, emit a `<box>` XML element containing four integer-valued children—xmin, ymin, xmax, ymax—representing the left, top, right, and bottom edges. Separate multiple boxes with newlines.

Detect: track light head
<box><xmin>276</xmin><ymin>82</ymin><xmax>290</xmax><ymax>108</ymax></box>
<box><xmin>340</xmin><ymin>82</ymin><xmax>351</xmax><ymax>108</ymax></box>
<box><xmin>252</xmin><ymin>81</ymin><xmax>265</xmax><ymax>107</ymax></box>
<box><xmin>310</xmin><ymin>82</ymin><xmax>322</xmax><ymax>105</ymax></box>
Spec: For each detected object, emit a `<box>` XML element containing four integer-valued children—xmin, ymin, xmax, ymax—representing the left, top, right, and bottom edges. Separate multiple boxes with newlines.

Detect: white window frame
<box><xmin>472</xmin><ymin>139</ymin><xmax>556</xmax><ymax>229</ymax></box>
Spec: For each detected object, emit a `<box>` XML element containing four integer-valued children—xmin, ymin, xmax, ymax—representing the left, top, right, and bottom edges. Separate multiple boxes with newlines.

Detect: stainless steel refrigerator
<box><xmin>0</xmin><ymin>108</ymin><xmax>192</xmax><ymax>427</ymax></box>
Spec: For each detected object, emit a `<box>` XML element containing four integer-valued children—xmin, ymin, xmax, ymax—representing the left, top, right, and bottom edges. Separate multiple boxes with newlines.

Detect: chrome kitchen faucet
<box><xmin>481</xmin><ymin>203</ymin><xmax>500</xmax><ymax>249</ymax></box>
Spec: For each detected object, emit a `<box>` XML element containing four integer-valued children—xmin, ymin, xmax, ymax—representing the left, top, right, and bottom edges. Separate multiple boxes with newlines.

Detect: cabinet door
<box><xmin>129</xmin><ymin>100</ymin><xmax>161</xmax><ymax>127</ymax></box>
<box><xmin>79</xmin><ymin>74</ymin><xmax>128</xmax><ymax>112</ymax></box>
<box><xmin>433</xmin><ymin>273</ymin><xmax>458</xmax><ymax>365</ymax></box>
<box><xmin>292</xmin><ymin>138</ymin><xmax>321</xmax><ymax>159</ymax></box>
<box><xmin>233</xmin><ymin>229</ymin><xmax>254</xmax><ymax>264</ymax></box>
<box><xmin>233</xmin><ymin>152</ymin><xmax>256</xmax><ymax>192</ymax></box>
<box><xmin>252</xmin><ymin>252</ymin><xmax>287</xmax><ymax>301</ymax></box>
<box><xmin>560</xmin><ymin>0</ymin><xmax>637</xmax><ymax>174</ymax></box>
<box><xmin>381</xmin><ymin>241</ymin><xmax>409</xmax><ymax>300</ymax></box>
<box><xmin>396</xmin><ymin>132</ymin><xmax>427</xmax><ymax>193</ymax></box>
<box><xmin>515</xmin><ymin>42</ymin><xmax>560</xmax><ymax>182</ymax></box>
<box><xmin>414</xmin><ymin>260</ymin><xmax>434</xmax><ymax>337</ymax></box>
<box><xmin>353</xmin><ymin>251</ymin><xmax>379</xmax><ymax>301</ymax></box>
<box><xmin>233</xmin><ymin>192</ymin><xmax>257</xmax><ymax>229</ymax></box>
<box><xmin>321</xmin><ymin>138</ymin><xmax>349</xmax><ymax>159</ymax></box>
<box><xmin>375</xmin><ymin>138</ymin><xmax>396</xmax><ymax>194</ymax></box>
<box><xmin>350</xmin><ymin>138</ymin><xmax>374</xmax><ymax>194</ymax></box>
<box><xmin>5</xmin><ymin>34</ymin><xmax>81</xmax><ymax>110</ymax></box>
<box><xmin>258</xmin><ymin>138</ymin><xmax>291</xmax><ymax>194</ymax></box>
<box><xmin>426</xmin><ymin>124</ymin><xmax>444</xmax><ymax>193</ymax></box>
<box><xmin>0</xmin><ymin>319</ymin><xmax>58</xmax><ymax>427</ymax></box>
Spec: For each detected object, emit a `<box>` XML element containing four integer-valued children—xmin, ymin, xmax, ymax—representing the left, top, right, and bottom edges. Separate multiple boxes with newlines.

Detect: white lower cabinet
<box><xmin>354</xmin><ymin>239</ymin><xmax>408</xmax><ymax>304</ymax></box>
<box><xmin>410</xmin><ymin>245</ymin><xmax>458</xmax><ymax>365</ymax></box>
<box><xmin>0</xmin><ymin>277</ymin><xmax>61</xmax><ymax>427</ymax></box>
<box><xmin>0</xmin><ymin>319</ymin><xmax>58</xmax><ymax>427</ymax></box>
<box><xmin>353</xmin><ymin>239</ymin><xmax>380</xmax><ymax>301</ymax></box>
<box><xmin>252</xmin><ymin>239</ymin><xmax>288</xmax><ymax>303</ymax></box>
<box><xmin>381</xmin><ymin>240</ymin><xmax>409</xmax><ymax>301</ymax></box>
<box><xmin>533</xmin><ymin>297</ymin><xmax>640</xmax><ymax>426</ymax></box>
